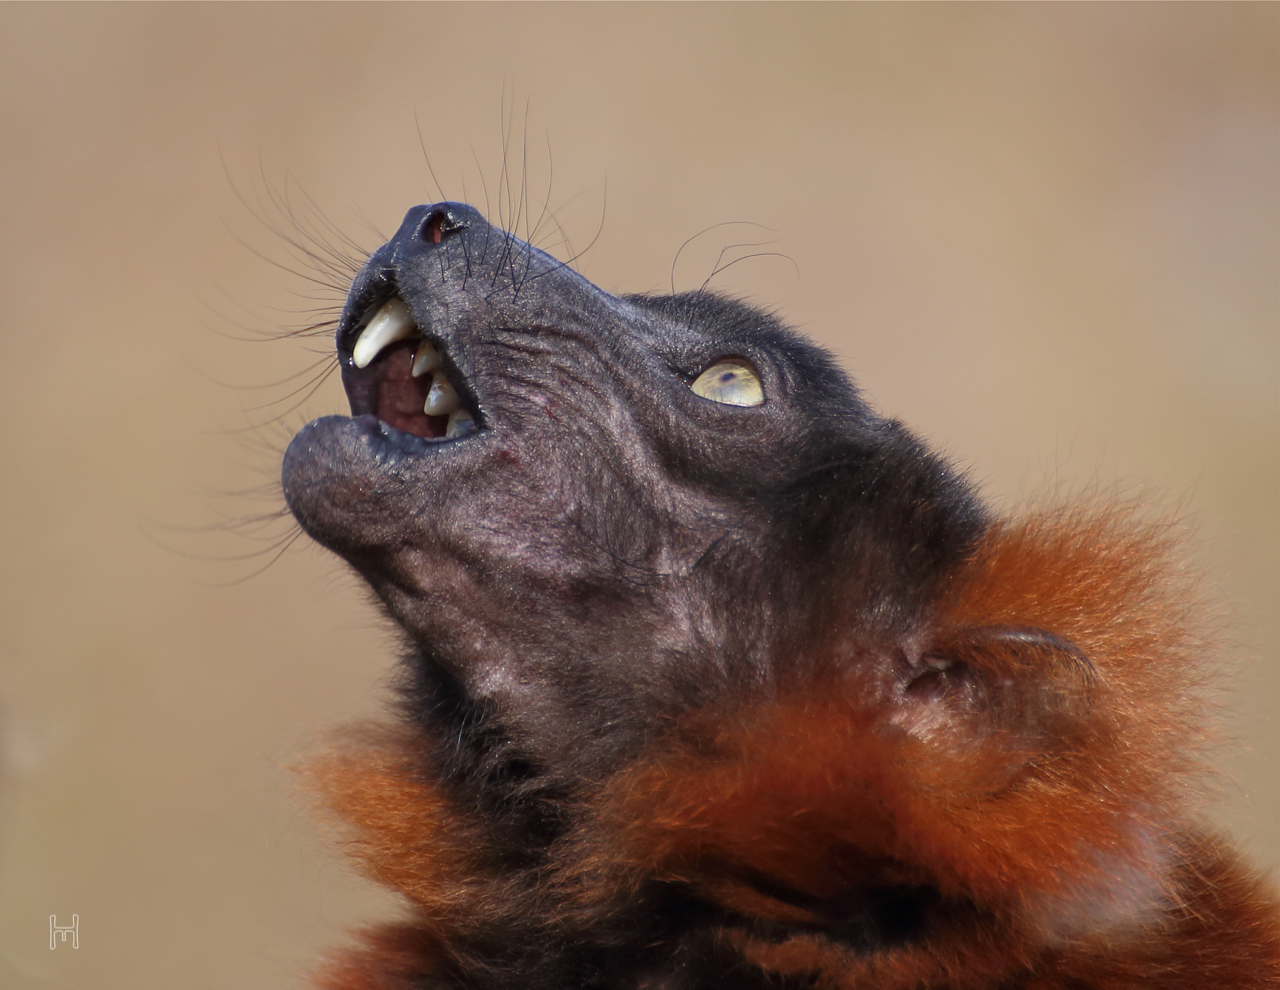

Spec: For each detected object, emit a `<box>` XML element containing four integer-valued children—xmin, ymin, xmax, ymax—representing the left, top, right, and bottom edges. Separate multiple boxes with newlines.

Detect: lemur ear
<box><xmin>900</xmin><ymin>625</ymin><xmax>1097</xmax><ymax>753</ymax></box>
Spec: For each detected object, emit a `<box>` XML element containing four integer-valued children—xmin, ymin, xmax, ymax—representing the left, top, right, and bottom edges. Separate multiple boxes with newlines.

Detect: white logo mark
<box><xmin>49</xmin><ymin>914</ymin><xmax>78</xmax><ymax>949</ymax></box>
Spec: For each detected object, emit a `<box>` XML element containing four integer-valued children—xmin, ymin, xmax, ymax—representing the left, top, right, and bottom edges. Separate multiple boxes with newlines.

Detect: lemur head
<box><xmin>283</xmin><ymin>203</ymin><xmax>984</xmax><ymax>792</ymax></box>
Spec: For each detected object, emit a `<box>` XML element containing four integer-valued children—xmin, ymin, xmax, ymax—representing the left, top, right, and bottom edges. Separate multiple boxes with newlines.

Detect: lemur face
<box><xmin>283</xmin><ymin>203</ymin><xmax>983</xmax><ymax>786</ymax></box>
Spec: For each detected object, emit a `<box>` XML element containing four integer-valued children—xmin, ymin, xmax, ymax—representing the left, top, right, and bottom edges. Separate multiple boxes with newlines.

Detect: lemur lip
<box><xmin>341</xmin><ymin>295</ymin><xmax>482</xmax><ymax>443</ymax></box>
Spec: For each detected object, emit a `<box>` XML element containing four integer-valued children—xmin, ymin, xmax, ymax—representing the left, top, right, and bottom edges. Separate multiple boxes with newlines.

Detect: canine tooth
<box><xmin>445</xmin><ymin>410</ymin><xmax>477</xmax><ymax>439</ymax></box>
<box><xmin>411</xmin><ymin>339</ymin><xmax>442</xmax><ymax>377</ymax></box>
<box><xmin>423</xmin><ymin>372</ymin><xmax>461</xmax><ymax>415</ymax></box>
<box><xmin>352</xmin><ymin>298</ymin><xmax>417</xmax><ymax>369</ymax></box>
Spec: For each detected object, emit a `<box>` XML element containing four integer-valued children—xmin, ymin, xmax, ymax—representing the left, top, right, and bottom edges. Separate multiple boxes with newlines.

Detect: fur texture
<box><xmin>283</xmin><ymin>203</ymin><xmax>1279</xmax><ymax>989</ymax></box>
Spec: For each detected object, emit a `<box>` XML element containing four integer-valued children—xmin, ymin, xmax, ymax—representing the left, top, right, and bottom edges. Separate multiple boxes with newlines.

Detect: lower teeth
<box><xmin>424</xmin><ymin>372</ymin><xmax>461</xmax><ymax>416</ymax></box>
<box><xmin>445</xmin><ymin>410</ymin><xmax>477</xmax><ymax>439</ymax></box>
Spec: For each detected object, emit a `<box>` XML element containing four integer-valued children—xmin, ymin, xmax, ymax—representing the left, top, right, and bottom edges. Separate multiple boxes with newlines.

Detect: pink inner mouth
<box><xmin>367</xmin><ymin>343</ymin><xmax>449</xmax><ymax>439</ymax></box>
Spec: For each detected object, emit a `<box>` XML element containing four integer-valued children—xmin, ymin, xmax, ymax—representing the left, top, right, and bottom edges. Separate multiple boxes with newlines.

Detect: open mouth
<box><xmin>341</xmin><ymin>295</ymin><xmax>481</xmax><ymax>441</ymax></box>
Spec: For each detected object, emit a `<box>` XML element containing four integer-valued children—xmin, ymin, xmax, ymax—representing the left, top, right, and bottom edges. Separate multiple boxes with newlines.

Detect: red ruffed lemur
<box><xmin>282</xmin><ymin>203</ymin><xmax>1280</xmax><ymax>989</ymax></box>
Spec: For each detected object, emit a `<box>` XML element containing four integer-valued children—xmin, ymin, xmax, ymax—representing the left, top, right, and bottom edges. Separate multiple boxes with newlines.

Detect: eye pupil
<box><xmin>690</xmin><ymin>359</ymin><xmax>764</xmax><ymax>407</ymax></box>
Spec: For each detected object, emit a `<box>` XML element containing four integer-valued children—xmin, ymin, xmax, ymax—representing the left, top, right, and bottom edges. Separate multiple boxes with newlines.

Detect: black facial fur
<box><xmin>282</xmin><ymin>202</ymin><xmax>985</xmax><ymax>834</ymax></box>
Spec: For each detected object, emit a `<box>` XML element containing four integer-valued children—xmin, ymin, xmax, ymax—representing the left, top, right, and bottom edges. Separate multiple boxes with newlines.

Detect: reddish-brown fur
<box><xmin>305</xmin><ymin>505</ymin><xmax>1279</xmax><ymax>988</ymax></box>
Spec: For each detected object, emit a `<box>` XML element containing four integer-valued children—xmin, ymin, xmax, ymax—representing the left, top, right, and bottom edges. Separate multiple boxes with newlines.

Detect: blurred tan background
<box><xmin>1</xmin><ymin>5</ymin><xmax>1275</xmax><ymax>988</ymax></box>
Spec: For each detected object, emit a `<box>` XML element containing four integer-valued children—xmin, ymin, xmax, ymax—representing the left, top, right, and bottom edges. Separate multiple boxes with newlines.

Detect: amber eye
<box><xmin>689</xmin><ymin>360</ymin><xmax>764</xmax><ymax>407</ymax></box>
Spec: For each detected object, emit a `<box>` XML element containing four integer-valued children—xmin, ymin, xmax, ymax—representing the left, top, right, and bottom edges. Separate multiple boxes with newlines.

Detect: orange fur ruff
<box><xmin>304</xmin><ymin>506</ymin><xmax>1280</xmax><ymax>988</ymax></box>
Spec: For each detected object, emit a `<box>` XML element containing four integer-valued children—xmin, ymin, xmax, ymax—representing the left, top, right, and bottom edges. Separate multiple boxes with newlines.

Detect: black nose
<box><xmin>390</xmin><ymin>202</ymin><xmax>480</xmax><ymax>250</ymax></box>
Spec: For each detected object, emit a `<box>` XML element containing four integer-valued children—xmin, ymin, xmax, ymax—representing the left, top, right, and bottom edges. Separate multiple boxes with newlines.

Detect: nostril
<box><xmin>421</xmin><ymin>211</ymin><xmax>445</xmax><ymax>245</ymax></box>
<box><xmin>419</xmin><ymin>209</ymin><xmax>468</xmax><ymax>245</ymax></box>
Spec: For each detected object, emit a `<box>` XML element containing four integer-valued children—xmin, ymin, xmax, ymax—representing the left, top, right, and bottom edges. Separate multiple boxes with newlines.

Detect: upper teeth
<box><xmin>352</xmin><ymin>297</ymin><xmax>418</xmax><ymax>369</ymax></box>
<box><xmin>411</xmin><ymin>339</ymin><xmax>442</xmax><ymax>377</ymax></box>
<box><xmin>353</xmin><ymin>298</ymin><xmax>446</xmax><ymax>379</ymax></box>
<box><xmin>351</xmin><ymin>296</ymin><xmax>477</xmax><ymax>433</ymax></box>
